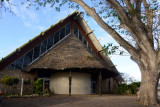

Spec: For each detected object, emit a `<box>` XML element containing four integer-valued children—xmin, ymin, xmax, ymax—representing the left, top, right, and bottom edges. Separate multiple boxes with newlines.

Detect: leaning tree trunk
<box><xmin>137</xmin><ymin>68</ymin><xmax>159</xmax><ymax>105</ymax></box>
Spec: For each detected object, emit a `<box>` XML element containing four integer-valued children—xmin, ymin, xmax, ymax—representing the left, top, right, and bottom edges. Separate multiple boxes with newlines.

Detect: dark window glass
<box><xmin>74</xmin><ymin>25</ymin><xmax>78</xmax><ymax>37</ymax></box>
<box><xmin>47</xmin><ymin>35</ymin><xmax>53</xmax><ymax>50</ymax></box>
<box><xmin>84</xmin><ymin>38</ymin><xmax>87</xmax><ymax>45</ymax></box>
<box><xmin>54</xmin><ymin>31</ymin><xmax>59</xmax><ymax>44</ymax></box>
<box><xmin>23</xmin><ymin>49</ymin><xmax>33</xmax><ymax>67</ymax></box>
<box><xmin>66</xmin><ymin>23</ymin><xmax>71</xmax><ymax>35</ymax></box>
<box><xmin>88</xmin><ymin>44</ymin><xmax>92</xmax><ymax>50</ymax></box>
<box><xmin>15</xmin><ymin>56</ymin><xmax>24</xmax><ymax>69</ymax></box>
<box><xmin>40</xmin><ymin>39</ymin><xmax>47</xmax><ymax>55</ymax></box>
<box><xmin>60</xmin><ymin>27</ymin><xmax>65</xmax><ymax>40</ymax></box>
<box><xmin>8</xmin><ymin>62</ymin><xmax>15</xmax><ymax>69</ymax></box>
<box><xmin>79</xmin><ymin>32</ymin><xmax>83</xmax><ymax>41</ymax></box>
<box><xmin>33</xmin><ymin>44</ymin><xmax>40</xmax><ymax>60</ymax></box>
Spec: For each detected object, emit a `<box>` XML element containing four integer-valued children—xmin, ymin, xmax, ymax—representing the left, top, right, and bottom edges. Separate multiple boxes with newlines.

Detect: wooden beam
<box><xmin>74</xmin><ymin>20</ymin><xmax>104</xmax><ymax>61</ymax></box>
<box><xmin>69</xmin><ymin>70</ymin><xmax>72</xmax><ymax>96</ymax></box>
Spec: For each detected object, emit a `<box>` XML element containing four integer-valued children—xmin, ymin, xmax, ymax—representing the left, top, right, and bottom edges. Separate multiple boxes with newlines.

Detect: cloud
<box><xmin>23</xmin><ymin>21</ymin><xmax>32</xmax><ymax>27</ymax></box>
<box><xmin>36</xmin><ymin>26</ymin><xmax>45</xmax><ymax>31</ymax></box>
<box><xmin>11</xmin><ymin>2</ymin><xmax>38</xmax><ymax>22</ymax></box>
<box><xmin>4</xmin><ymin>1</ymin><xmax>43</xmax><ymax>30</ymax></box>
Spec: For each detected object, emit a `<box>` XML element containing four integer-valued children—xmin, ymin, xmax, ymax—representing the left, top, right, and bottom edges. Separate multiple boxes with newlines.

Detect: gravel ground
<box><xmin>0</xmin><ymin>95</ymin><xmax>159</xmax><ymax>107</ymax></box>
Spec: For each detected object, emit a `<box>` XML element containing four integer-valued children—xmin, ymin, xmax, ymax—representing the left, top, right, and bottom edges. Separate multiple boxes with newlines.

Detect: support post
<box><xmin>20</xmin><ymin>78</ymin><xmax>24</xmax><ymax>96</ymax></box>
<box><xmin>43</xmin><ymin>78</ymin><xmax>45</xmax><ymax>90</ymax></box>
<box><xmin>69</xmin><ymin>70</ymin><xmax>72</xmax><ymax>96</ymax></box>
<box><xmin>99</xmin><ymin>72</ymin><xmax>102</xmax><ymax>96</ymax></box>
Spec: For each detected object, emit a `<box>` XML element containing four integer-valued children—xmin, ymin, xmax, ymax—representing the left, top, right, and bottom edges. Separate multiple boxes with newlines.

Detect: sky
<box><xmin>0</xmin><ymin>1</ymin><xmax>141</xmax><ymax>81</ymax></box>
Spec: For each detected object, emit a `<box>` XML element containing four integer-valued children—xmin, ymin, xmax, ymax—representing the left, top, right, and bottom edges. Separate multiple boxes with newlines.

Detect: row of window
<box><xmin>74</xmin><ymin>25</ymin><xmax>92</xmax><ymax>50</ymax></box>
<box><xmin>8</xmin><ymin>23</ymin><xmax>71</xmax><ymax>69</ymax></box>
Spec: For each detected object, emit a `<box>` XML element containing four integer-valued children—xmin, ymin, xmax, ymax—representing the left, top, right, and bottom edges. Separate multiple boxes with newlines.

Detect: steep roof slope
<box><xmin>0</xmin><ymin>11</ymin><xmax>123</xmax><ymax>81</ymax></box>
<box><xmin>0</xmin><ymin>11</ymin><xmax>77</xmax><ymax>71</ymax></box>
<box><xmin>25</xmin><ymin>34</ymin><xmax>108</xmax><ymax>71</ymax></box>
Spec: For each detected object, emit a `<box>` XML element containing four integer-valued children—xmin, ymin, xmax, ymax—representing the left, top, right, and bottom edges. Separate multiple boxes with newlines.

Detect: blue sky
<box><xmin>0</xmin><ymin>1</ymin><xmax>141</xmax><ymax>81</ymax></box>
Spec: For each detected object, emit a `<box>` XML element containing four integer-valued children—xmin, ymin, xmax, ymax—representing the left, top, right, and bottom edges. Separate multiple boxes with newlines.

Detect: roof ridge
<box><xmin>0</xmin><ymin>10</ymin><xmax>79</xmax><ymax>63</ymax></box>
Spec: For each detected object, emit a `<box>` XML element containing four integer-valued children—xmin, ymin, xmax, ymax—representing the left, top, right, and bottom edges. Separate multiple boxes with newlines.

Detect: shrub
<box><xmin>33</xmin><ymin>78</ymin><xmax>43</xmax><ymax>95</ymax></box>
<box><xmin>24</xmin><ymin>79</ymin><xmax>31</xmax><ymax>85</ymax></box>
<box><xmin>128</xmin><ymin>82</ymin><xmax>141</xmax><ymax>94</ymax></box>
<box><xmin>115</xmin><ymin>83</ymin><xmax>128</xmax><ymax>94</ymax></box>
<box><xmin>1</xmin><ymin>75</ymin><xmax>19</xmax><ymax>86</ymax></box>
<box><xmin>116</xmin><ymin>82</ymin><xmax>141</xmax><ymax>95</ymax></box>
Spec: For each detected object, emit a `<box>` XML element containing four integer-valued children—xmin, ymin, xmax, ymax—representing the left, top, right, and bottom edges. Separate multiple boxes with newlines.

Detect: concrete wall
<box><xmin>50</xmin><ymin>72</ymin><xmax>91</xmax><ymax>94</ymax></box>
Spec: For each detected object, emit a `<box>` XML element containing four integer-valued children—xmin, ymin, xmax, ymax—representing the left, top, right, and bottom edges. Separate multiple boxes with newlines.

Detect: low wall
<box><xmin>0</xmin><ymin>68</ymin><xmax>34</xmax><ymax>95</ymax></box>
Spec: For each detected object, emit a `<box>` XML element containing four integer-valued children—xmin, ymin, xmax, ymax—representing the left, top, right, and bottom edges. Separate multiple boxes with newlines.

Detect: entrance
<box><xmin>91</xmin><ymin>81</ymin><xmax>96</xmax><ymax>94</ymax></box>
<box><xmin>42</xmin><ymin>78</ymin><xmax>50</xmax><ymax>91</ymax></box>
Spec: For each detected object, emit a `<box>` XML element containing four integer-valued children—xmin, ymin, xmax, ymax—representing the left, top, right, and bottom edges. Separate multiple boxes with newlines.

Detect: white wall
<box><xmin>50</xmin><ymin>72</ymin><xmax>91</xmax><ymax>94</ymax></box>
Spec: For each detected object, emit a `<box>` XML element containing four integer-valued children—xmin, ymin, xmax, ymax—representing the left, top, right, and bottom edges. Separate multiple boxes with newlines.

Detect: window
<box><xmin>88</xmin><ymin>44</ymin><xmax>92</xmax><ymax>50</ymax></box>
<box><xmin>8</xmin><ymin>62</ymin><xmax>15</xmax><ymax>69</ymax></box>
<box><xmin>79</xmin><ymin>32</ymin><xmax>83</xmax><ymax>41</ymax></box>
<box><xmin>47</xmin><ymin>35</ymin><xmax>54</xmax><ymax>50</ymax></box>
<box><xmin>74</xmin><ymin>25</ymin><xmax>78</xmax><ymax>37</ymax></box>
<box><xmin>66</xmin><ymin>23</ymin><xmax>71</xmax><ymax>35</ymax></box>
<box><xmin>54</xmin><ymin>31</ymin><xmax>59</xmax><ymax>44</ymax></box>
<box><xmin>60</xmin><ymin>27</ymin><xmax>65</xmax><ymax>40</ymax></box>
<box><xmin>83</xmin><ymin>38</ymin><xmax>87</xmax><ymax>45</ymax></box>
<box><xmin>40</xmin><ymin>39</ymin><xmax>47</xmax><ymax>55</ymax></box>
<box><xmin>33</xmin><ymin>44</ymin><xmax>40</xmax><ymax>60</ymax></box>
<box><xmin>15</xmin><ymin>56</ymin><xmax>24</xmax><ymax>69</ymax></box>
<box><xmin>23</xmin><ymin>49</ymin><xmax>33</xmax><ymax>67</ymax></box>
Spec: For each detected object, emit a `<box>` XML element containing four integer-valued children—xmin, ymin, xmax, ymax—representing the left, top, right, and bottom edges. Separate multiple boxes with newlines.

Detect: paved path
<box><xmin>0</xmin><ymin>95</ymin><xmax>158</xmax><ymax>107</ymax></box>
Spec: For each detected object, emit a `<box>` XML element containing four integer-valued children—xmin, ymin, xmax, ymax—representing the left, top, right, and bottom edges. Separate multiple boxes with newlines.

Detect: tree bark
<box><xmin>137</xmin><ymin>69</ymin><xmax>159</xmax><ymax>105</ymax></box>
<box><xmin>70</xmin><ymin>0</ymin><xmax>160</xmax><ymax>105</ymax></box>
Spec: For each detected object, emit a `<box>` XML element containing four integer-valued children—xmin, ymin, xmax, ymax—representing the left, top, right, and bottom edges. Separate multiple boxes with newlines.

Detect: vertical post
<box><xmin>99</xmin><ymin>72</ymin><xmax>102</xmax><ymax>96</ymax></box>
<box><xmin>43</xmin><ymin>78</ymin><xmax>45</xmax><ymax>90</ymax></box>
<box><xmin>20</xmin><ymin>78</ymin><xmax>24</xmax><ymax>96</ymax></box>
<box><xmin>69</xmin><ymin>70</ymin><xmax>72</xmax><ymax>96</ymax></box>
<box><xmin>71</xmin><ymin>20</ymin><xmax>74</xmax><ymax>34</ymax></box>
<box><xmin>108</xmin><ymin>78</ymin><xmax>110</xmax><ymax>93</ymax></box>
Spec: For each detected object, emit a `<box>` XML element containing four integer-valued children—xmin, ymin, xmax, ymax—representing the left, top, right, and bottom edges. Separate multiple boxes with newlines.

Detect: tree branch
<box><xmin>135</xmin><ymin>0</ymin><xmax>142</xmax><ymax>19</ymax></box>
<box><xmin>119</xmin><ymin>23</ymin><xmax>147</xmax><ymax>52</ymax></box>
<box><xmin>71</xmin><ymin>0</ymin><xmax>138</xmax><ymax>57</ymax></box>
<box><xmin>124</xmin><ymin>0</ymin><xmax>133</xmax><ymax>11</ymax></box>
<box><xmin>106</xmin><ymin>0</ymin><xmax>130</xmax><ymax>25</ymax></box>
<box><xmin>142</xmin><ymin>0</ymin><xmax>153</xmax><ymax>41</ymax></box>
<box><xmin>107</xmin><ymin>0</ymin><xmax>155</xmax><ymax>55</ymax></box>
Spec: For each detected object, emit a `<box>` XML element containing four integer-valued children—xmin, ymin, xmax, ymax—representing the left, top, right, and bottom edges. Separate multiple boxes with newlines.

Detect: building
<box><xmin>0</xmin><ymin>11</ymin><xmax>123</xmax><ymax>95</ymax></box>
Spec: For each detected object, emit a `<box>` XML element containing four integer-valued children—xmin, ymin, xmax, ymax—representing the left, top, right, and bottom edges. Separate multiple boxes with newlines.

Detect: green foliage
<box><xmin>85</xmin><ymin>54</ymin><xmax>94</xmax><ymax>60</ymax></box>
<box><xmin>128</xmin><ymin>82</ymin><xmax>141</xmax><ymax>94</ymax></box>
<box><xmin>115</xmin><ymin>83</ymin><xmax>128</xmax><ymax>94</ymax></box>
<box><xmin>116</xmin><ymin>82</ymin><xmax>140</xmax><ymax>95</ymax></box>
<box><xmin>102</xmin><ymin>43</ymin><xmax>123</xmax><ymax>55</ymax></box>
<box><xmin>33</xmin><ymin>78</ymin><xmax>43</xmax><ymax>95</ymax></box>
<box><xmin>24</xmin><ymin>79</ymin><xmax>31</xmax><ymax>85</ymax></box>
<box><xmin>1</xmin><ymin>75</ymin><xmax>19</xmax><ymax>86</ymax></box>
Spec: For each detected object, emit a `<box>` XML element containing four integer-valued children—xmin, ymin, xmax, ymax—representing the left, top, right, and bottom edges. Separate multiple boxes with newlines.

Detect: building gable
<box><xmin>0</xmin><ymin>11</ymin><xmax>123</xmax><ymax>81</ymax></box>
<box><xmin>24</xmin><ymin>33</ymin><xmax>108</xmax><ymax>71</ymax></box>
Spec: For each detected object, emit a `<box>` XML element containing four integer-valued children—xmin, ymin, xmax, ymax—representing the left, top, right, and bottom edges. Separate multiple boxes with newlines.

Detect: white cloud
<box><xmin>23</xmin><ymin>21</ymin><xmax>32</xmax><ymax>27</ymax></box>
<box><xmin>36</xmin><ymin>26</ymin><xmax>45</xmax><ymax>31</ymax></box>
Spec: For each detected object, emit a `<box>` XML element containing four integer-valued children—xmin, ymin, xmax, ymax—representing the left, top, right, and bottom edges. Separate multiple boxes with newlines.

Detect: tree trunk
<box><xmin>137</xmin><ymin>70</ymin><xmax>159</xmax><ymax>105</ymax></box>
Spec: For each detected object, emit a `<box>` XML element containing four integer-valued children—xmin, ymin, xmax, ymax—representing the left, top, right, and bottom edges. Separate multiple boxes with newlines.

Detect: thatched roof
<box><xmin>0</xmin><ymin>11</ymin><xmax>78</xmax><ymax>71</ymax></box>
<box><xmin>76</xmin><ymin>15</ymin><xmax>123</xmax><ymax>81</ymax></box>
<box><xmin>0</xmin><ymin>10</ymin><xmax>123</xmax><ymax>81</ymax></box>
<box><xmin>25</xmin><ymin>34</ymin><xmax>109</xmax><ymax>71</ymax></box>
